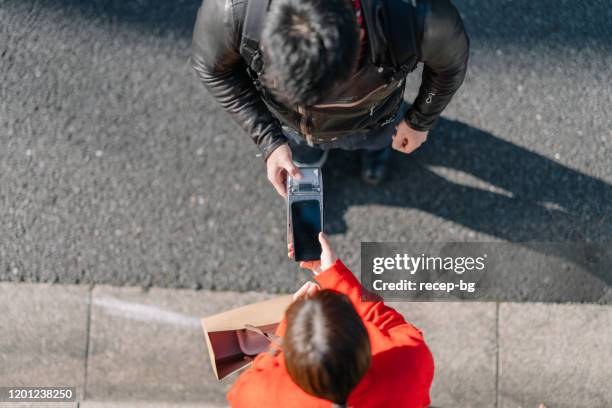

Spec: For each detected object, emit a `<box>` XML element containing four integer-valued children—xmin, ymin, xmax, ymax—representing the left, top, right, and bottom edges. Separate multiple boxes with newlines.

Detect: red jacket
<box><xmin>227</xmin><ymin>260</ymin><xmax>434</xmax><ymax>407</ymax></box>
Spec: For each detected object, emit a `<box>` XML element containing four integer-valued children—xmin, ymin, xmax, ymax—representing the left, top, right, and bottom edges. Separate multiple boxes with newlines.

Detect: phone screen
<box><xmin>291</xmin><ymin>200</ymin><xmax>322</xmax><ymax>262</ymax></box>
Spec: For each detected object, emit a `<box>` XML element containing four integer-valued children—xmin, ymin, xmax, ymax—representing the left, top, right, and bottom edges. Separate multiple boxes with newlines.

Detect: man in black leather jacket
<box><xmin>192</xmin><ymin>0</ymin><xmax>469</xmax><ymax>196</ymax></box>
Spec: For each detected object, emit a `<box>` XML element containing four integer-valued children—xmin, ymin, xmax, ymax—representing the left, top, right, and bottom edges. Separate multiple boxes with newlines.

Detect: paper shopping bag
<box><xmin>201</xmin><ymin>295</ymin><xmax>293</xmax><ymax>380</ymax></box>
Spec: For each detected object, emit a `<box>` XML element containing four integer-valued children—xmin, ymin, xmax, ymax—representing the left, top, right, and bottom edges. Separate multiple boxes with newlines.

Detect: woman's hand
<box><xmin>287</xmin><ymin>232</ymin><xmax>338</xmax><ymax>275</ymax></box>
<box><xmin>292</xmin><ymin>281</ymin><xmax>320</xmax><ymax>301</ymax></box>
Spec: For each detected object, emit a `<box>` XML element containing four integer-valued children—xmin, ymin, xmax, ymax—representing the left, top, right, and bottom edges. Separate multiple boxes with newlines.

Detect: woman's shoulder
<box><xmin>227</xmin><ymin>352</ymin><xmax>330</xmax><ymax>407</ymax></box>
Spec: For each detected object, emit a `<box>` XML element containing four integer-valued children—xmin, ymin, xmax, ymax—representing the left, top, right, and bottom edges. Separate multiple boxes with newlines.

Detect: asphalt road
<box><xmin>1</xmin><ymin>0</ymin><xmax>611</xmax><ymax>301</ymax></box>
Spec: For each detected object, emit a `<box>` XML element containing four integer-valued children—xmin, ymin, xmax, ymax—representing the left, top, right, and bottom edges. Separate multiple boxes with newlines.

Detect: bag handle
<box><xmin>240</xmin><ymin>0</ymin><xmax>271</xmax><ymax>77</ymax></box>
<box><xmin>244</xmin><ymin>324</ymin><xmax>283</xmax><ymax>348</ymax></box>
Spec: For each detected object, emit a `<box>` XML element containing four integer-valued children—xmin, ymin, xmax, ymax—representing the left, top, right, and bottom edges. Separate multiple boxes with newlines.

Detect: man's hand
<box><xmin>392</xmin><ymin>120</ymin><xmax>429</xmax><ymax>154</ymax></box>
<box><xmin>266</xmin><ymin>144</ymin><xmax>302</xmax><ymax>198</ymax></box>
<box><xmin>288</xmin><ymin>232</ymin><xmax>338</xmax><ymax>275</ymax></box>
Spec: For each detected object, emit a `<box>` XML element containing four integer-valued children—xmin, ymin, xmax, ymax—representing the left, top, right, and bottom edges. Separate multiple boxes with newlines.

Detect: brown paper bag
<box><xmin>201</xmin><ymin>295</ymin><xmax>293</xmax><ymax>380</ymax></box>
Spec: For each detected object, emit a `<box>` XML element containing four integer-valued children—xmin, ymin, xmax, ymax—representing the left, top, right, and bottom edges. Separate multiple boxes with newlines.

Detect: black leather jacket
<box><xmin>192</xmin><ymin>0</ymin><xmax>469</xmax><ymax>160</ymax></box>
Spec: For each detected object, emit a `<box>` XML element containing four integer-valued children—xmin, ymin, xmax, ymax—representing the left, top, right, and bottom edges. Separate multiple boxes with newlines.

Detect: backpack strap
<box><xmin>378</xmin><ymin>0</ymin><xmax>428</xmax><ymax>80</ymax></box>
<box><xmin>240</xmin><ymin>0</ymin><xmax>271</xmax><ymax>85</ymax></box>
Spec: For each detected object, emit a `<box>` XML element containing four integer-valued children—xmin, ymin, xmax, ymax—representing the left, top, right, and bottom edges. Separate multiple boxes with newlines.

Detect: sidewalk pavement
<box><xmin>0</xmin><ymin>282</ymin><xmax>610</xmax><ymax>408</ymax></box>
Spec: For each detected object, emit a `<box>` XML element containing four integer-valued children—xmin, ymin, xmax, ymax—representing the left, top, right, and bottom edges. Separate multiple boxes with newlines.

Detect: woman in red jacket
<box><xmin>227</xmin><ymin>233</ymin><xmax>434</xmax><ymax>407</ymax></box>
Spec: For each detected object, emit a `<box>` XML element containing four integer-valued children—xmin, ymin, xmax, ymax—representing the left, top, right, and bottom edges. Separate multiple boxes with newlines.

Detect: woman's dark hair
<box><xmin>260</xmin><ymin>0</ymin><xmax>360</xmax><ymax>106</ymax></box>
<box><xmin>283</xmin><ymin>290</ymin><xmax>371</xmax><ymax>405</ymax></box>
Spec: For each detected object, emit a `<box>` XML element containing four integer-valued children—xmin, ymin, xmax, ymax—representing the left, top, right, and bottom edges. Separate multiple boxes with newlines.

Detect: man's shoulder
<box><xmin>417</xmin><ymin>0</ymin><xmax>467</xmax><ymax>61</ymax></box>
<box><xmin>421</xmin><ymin>0</ymin><xmax>465</xmax><ymax>33</ymax></box>
<box><xmin>195</xmin><ymin>0</ymin><xmax>244</xmax><ymax>29</ymax></box>
<box><xmin>192</xmin><ymin>0</ymin><xmax>245</xmax><ymax>57</ymax></box>
<box><xmin>230</xmin><ymin>0</ymin><xmax>248</xmax><ymax>24</ymax></box>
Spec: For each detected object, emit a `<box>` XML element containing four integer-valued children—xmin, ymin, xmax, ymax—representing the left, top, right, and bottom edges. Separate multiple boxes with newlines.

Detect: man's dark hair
<box><xmin>260</xmin><ymin>0</ymin><xmax>360</xmax><ymax>106</ymax></box>
<box><xmin>283</xmin><ymin>290</ymin><xmax>371</xmax><ymax>405</ymax></box>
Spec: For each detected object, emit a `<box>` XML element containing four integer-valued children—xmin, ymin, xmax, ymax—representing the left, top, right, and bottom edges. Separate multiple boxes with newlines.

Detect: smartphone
<box><xmin>287</xmin><ymin>168</ymin><xmax>324</xmax><ymax>262</ymax></box>
<box><xmin>291</xmin><ymin>200</ymin><xmax>322</xmax><ymax>261</ymax></box>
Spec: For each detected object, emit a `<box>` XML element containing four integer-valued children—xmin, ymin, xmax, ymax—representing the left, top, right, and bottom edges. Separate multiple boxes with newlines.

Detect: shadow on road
<box><xmin>323</xmin><ymin>117</ymin><xmax>612</xmax><ymax>284</ymax></box>
<box><xmin>6</xmin><ymin>0</ymin><xmax>610</xmax><ymax>289</ymax></box>
<box><xmin>10</xmin><ymin>0</ymin><xmax>612</xmax><ymax>50</ymax></box>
